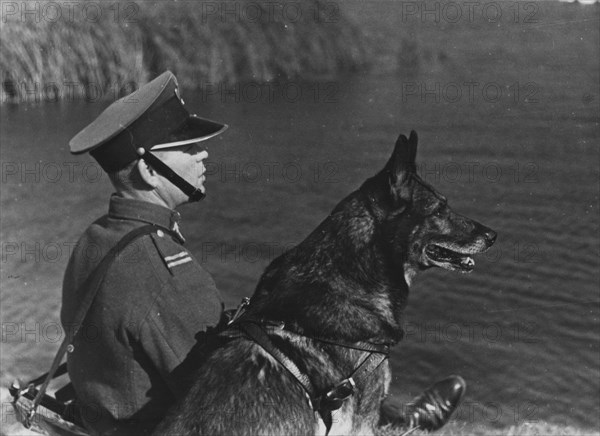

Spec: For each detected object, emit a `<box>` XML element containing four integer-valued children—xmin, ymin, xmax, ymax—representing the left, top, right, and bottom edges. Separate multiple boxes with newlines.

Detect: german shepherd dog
<box><xmin>156</xmin><ymin>131</ymin><xmax>497</xmax><ymax>435</ymax></box>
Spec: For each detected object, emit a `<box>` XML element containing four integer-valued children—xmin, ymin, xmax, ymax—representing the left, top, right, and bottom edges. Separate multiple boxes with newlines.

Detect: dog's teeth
<box><xmin>462</xmin><ymin>257</ymin><xmax>474</xmax><ymax>266</ymax></box>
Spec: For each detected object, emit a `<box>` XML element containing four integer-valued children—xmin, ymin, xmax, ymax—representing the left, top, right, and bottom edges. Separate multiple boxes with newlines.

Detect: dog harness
<box><xmin>221</xmin><ymin>316</ymin><xmax>391</xmax><ymax>435</ymax></box>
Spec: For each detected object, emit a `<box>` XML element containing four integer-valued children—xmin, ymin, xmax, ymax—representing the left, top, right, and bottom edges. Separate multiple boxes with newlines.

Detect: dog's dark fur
<box><xmin>156</xmin><ymin>131</ymin><xmax>496</xmax><ymax>435</ymax></box>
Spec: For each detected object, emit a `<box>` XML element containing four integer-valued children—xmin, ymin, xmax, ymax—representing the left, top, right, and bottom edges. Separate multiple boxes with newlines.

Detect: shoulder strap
<box><xmin>26</xmin><ymin>224</ymin><xmax>170</xmax><ymax>426</ymax></box>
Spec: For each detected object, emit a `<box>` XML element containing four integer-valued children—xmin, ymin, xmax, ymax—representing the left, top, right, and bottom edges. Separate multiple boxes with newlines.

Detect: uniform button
<box><xmin>157</xmin><ymin>230</ymin><xmax>164</xmax><ymax>238</ymax></box>
<box><xmin>67</xmin><ymin>344</ymin><xmax>75</xmax><ymax>353</ymax></box>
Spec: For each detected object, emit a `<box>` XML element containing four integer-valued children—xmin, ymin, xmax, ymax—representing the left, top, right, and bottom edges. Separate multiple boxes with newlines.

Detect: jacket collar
<box><xmin>108</xmin><ymin>195</ymin><xmax>184</xmax><ymax>241</ymax></box>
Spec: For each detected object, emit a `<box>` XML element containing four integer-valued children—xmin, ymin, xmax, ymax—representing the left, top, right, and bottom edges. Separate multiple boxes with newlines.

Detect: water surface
<box><xmin>1</xmin><ymin>1</ymin><xmax>599</xmax><ymax>431</ymax></box>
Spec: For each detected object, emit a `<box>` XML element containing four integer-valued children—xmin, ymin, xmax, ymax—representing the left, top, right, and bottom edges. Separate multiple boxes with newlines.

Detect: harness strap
<box><xmin>305</xmin><ymin>333</ymin><xmax>390</xmax><ymax>355</ymax></box>
<box><xmin>26</xmin><ymin>224</ymin><xmax>173</xmax><ymax>428</ymax></box>
<box><xmin>237</xmin><ymin>317</ymin><xmax>391</xmax><ymax>354</ymax></box>
<box><xmin>313</xmin><ymin>351</ymin><xmax>388</xmax><ymax>434</ymax></box>
<box><xmin>226</xmin><ymin>319</ymin><xmax>390</xmax><ymax>436</ymax></box>
<box><xmin>237</xmin><ymin>321</ymin><xmax>315</xmax><ymax>400</ymax></box>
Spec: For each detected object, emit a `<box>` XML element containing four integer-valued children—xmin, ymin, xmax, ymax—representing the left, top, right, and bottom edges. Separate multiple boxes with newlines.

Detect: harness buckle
<box><xmin>321</xmin><ymin>377</ymin><xmax>356</xmax><ymax>411</ymax></box>
<box><xmin>227</xmin><ymin>297</ymin><xmax>250</xmax><ymax>326</ymax></box>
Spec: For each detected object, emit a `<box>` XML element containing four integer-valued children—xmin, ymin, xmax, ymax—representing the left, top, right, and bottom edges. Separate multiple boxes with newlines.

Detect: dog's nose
<box><xmin>484</xmin><ymin>229</ymin><xmax>497</xmax><ymax>245</ymax></box>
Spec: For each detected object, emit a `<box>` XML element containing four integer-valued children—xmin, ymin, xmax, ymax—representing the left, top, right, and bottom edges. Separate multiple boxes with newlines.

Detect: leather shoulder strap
<box><xmin>27</xmin><ymin>224</ymin><xmax>169</xmax><ymax>424</ymax></box>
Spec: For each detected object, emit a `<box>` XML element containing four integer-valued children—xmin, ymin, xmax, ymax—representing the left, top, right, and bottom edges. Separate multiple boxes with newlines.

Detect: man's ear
<box><xmin>137</xmin><ymin>158</ymin><xmax>160</xmax><ymax>188</ymax></box>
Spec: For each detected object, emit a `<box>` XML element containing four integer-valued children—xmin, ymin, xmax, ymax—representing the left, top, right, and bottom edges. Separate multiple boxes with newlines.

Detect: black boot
<box><xmin>380</xmin><ymin>375</ymin><xmax>466</xmax><ymax>432</ymax></box>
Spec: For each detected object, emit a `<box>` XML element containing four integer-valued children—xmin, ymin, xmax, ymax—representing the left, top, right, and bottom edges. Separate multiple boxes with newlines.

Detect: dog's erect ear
<box><xmin>385</xmin><ymin>130</ymin><xmax>418</xmax><ymax>186</ymax></box>
<box><xmin>408</xmin><ymin>130</ymin><xmax>418</xmax><ymax>163</ymax></box>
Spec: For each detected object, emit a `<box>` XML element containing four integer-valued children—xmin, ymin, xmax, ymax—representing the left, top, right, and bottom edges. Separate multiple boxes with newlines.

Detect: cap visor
<box><xmin>151</xmin><ymin>116</ymin><xmax>228</xmax><ymax>150</ymax></box>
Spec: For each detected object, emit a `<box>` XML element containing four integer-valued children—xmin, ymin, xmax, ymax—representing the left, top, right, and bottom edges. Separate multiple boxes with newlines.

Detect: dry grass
<box><xmin>0</xmin><ymin>0</ymin><xmax>370</xmax><ymax>103</ymax></box>
<box><xmin>0</xmin><ymin>6</ymin><xmax>146</xmax><ymax>103</ymax></box>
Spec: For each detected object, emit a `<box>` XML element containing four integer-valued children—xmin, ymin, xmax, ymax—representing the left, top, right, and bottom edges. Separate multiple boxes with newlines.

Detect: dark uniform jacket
<box><xmin>61</xmin><ymin>196</ymin><xmax>223</xmax><ymax>435</ymax></box>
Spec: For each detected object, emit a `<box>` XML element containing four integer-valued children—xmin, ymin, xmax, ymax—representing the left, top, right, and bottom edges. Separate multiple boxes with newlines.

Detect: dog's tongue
<box><xmin>426</xmin><ymin>245</ymin><xmax>476</xmax><ymax>272</ymax></box>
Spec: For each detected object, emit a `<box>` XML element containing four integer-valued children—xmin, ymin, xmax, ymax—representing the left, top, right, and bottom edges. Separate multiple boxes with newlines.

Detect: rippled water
<box><xmin>1</xmin><ymin>1</ymin><xmax>598</xmax><ymax>432</ymax></box>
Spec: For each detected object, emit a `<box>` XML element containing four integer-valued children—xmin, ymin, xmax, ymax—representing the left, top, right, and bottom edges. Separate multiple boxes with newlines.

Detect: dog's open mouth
<box><xmin>425</xmin><ymin>244</ymin><xmax>477</xmax><ymax>273</ymax></box>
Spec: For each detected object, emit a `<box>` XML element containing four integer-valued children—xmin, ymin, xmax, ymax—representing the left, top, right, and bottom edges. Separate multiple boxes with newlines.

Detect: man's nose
<box><xmin>195</xmin><ymin>150</ymin><xmax>209</xmax><ymax>162</ymax></box>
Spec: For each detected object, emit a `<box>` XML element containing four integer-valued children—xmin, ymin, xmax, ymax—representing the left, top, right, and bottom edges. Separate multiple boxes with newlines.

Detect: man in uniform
<box><xmin>62</xmin><ymin>71</ymin><xmax>466</xmax><ymax>435</ymax></box>
<box><xmin>62</xmin><ymin>71</ymin><xmax>227</xmax><ymax>434</ymax></box>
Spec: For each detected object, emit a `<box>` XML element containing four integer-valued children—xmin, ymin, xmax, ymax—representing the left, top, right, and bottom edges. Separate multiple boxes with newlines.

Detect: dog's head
<box><xmin>362</xmin><ymin>131</ymin><xmax>497</xmax><ymax>286</ymax></box>
<box><xmin>251</xmin><ymin>131</ymin><xmax>497</xmax><ymax>340</ymax></box>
